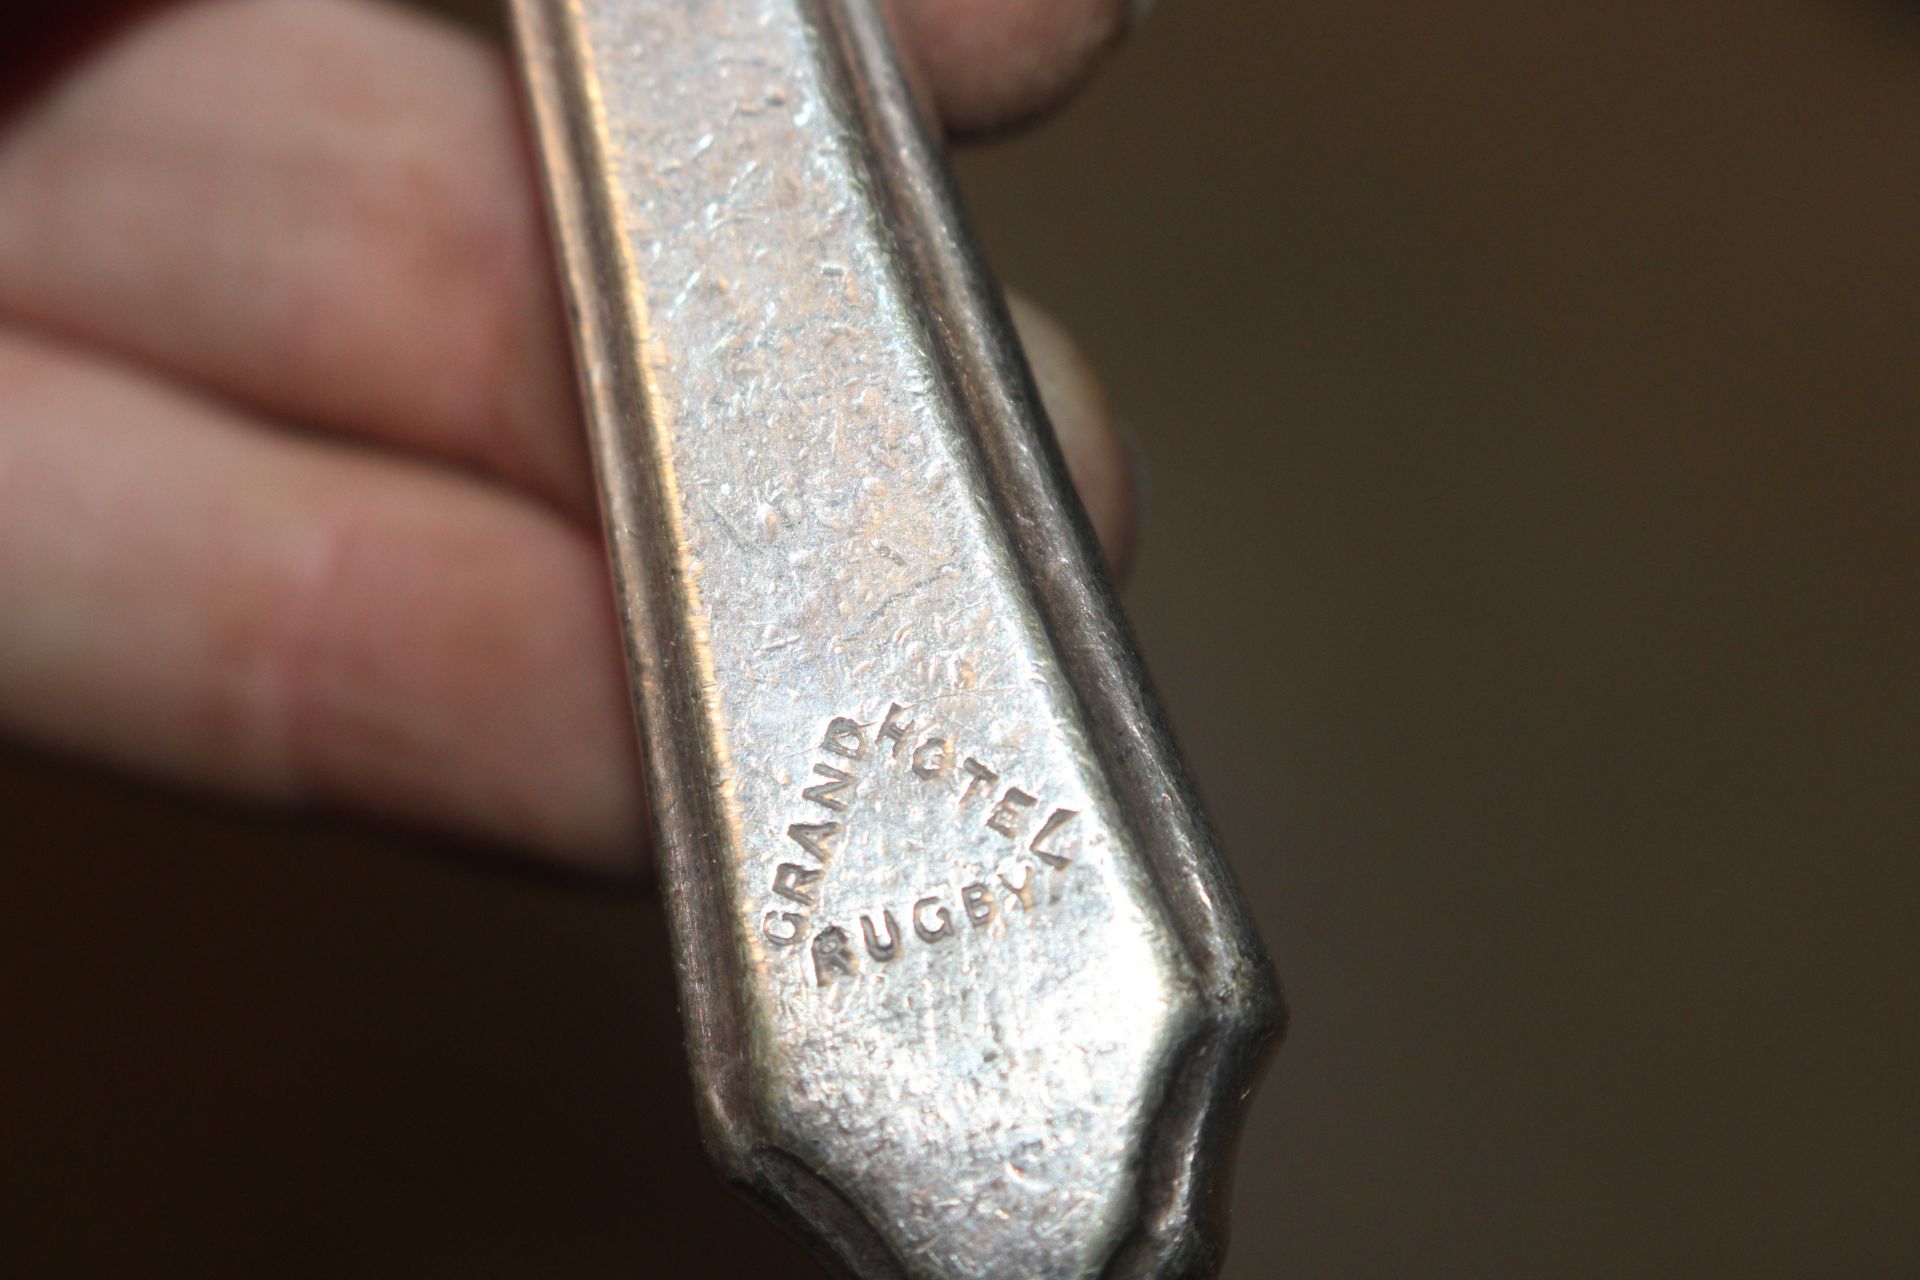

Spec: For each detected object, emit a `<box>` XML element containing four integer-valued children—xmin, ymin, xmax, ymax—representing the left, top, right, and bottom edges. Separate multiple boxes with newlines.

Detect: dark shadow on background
<box><xmin>3</xmin><ymin>0</ymin><xmax>1917</xmax><ymax>1275</ymax></box>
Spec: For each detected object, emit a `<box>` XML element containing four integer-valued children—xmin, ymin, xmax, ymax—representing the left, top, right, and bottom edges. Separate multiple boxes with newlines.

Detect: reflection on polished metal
<box><xmin>510</xmin><ymin>1</ymin><xmax>1281</xmax><ymax>1275</ymax></box>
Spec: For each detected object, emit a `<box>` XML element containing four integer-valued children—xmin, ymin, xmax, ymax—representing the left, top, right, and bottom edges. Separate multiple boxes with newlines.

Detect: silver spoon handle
<box><xmin>510</xmin><ymin>1</ymin><xmax>1279</xmax><ymax>1275</ymax></box>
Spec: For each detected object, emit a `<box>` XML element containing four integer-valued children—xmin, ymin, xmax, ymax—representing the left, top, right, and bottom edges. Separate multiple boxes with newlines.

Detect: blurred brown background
<box><xmin>6</xmin><ymin>0</ymin><xmax>1918</xmax><ymax>1275</ymax></box>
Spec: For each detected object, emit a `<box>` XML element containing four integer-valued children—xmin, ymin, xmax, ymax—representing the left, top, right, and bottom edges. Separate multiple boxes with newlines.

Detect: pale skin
<box><xmin>0</xmin><ymin>0</ymin><xmax>1141</xmax><ymax>879</ymax></box>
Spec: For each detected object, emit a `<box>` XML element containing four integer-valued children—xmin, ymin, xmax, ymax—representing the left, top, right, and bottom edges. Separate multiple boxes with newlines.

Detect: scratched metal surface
<box><xmin>512</xmin><ymin>1</ymin><xmax>1278</xmax><ymax>1276</ymax></box>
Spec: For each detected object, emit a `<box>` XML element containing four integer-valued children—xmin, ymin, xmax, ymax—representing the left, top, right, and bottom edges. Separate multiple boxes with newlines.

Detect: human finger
<box><xmin>0</xmin><ymin>0</ymin><xmax>1139</xmax><ymax>563</ymax></box>
<box><xmin>0</xmin><ymin>326</ymin><xmax>645</xmax><ymax>875</ymax></box>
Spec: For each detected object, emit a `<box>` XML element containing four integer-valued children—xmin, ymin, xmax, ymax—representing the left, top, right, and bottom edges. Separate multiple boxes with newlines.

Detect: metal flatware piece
<box><xmin>510</xmin><ymin>1</ymin><xmax>1280</xmax><ymax>1275</ymax></box>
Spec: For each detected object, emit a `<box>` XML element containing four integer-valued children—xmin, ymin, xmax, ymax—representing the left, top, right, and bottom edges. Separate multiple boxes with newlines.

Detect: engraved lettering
<box><xmin>860</xmin><ymin>910</ymin><xmax>901</xmax><ymax>961</ymax></box>
<box><xmin>787</xmin><ymin>821</ymin><xmax>841</xmax><ymax>862</ymax></box>
<box><xmin>821</xmin><ymin>717</ymin><xmax>868</xmax><ymax>761</ymax></box>
<box><xmin>961</xmin><ymin>882</ymin><xmax>995</xmax><ymax>926</ymax></box>
<box><xmin>1029</xmin><ymin>807</ymin><xmax>1079</xmax><ymax>868</ymax></box>
<box><xmin>912</xmin><ymin>896</ymin><xmax>954</xmax><ymax>942</ymax></box>
<box><xmin>763</xmin><ymin>911</ymin><xmax>806</xmax><ymax>945</ymax></box>
<box><xmin>812</xmin><ymin>927</ymin><xmax>855</xmax><ymax>984</ymax></box>
<box><xmin>773</xmin><ymin>862</ymin><xmax>822</xmax><ymax>906</ymax></box>
<box><xmin>960</xmin><ymin>757</ymin><xmax>999</xmax><ymax>805</ymax></box>
<box><xmin>986</xmin><ymin>787</ymin><xmax>1038</xmax><ymax>838</ymax></box>
<box><xmin>911</xmin><ymin>736</ymin><xmax>951</xmax><ymax>779</ymax></box>
<box><xmin>775</xmin><ymin>705</ymin><xmax>1098</xmax><ymax>987</ymax></box>
<box><xmin>876</xmin><ymin>702</ymin><xmax>915</xmax><ymax>758</ymax></box>
<box><xmin>801</xmin><ymin>763</ymin><xmax>856</xmax><ymax>812</ymax></box>
<box><xmin>999</xmin><ymin>864</ymin><xmax>1036</xmax><ymax>911</ymax></box>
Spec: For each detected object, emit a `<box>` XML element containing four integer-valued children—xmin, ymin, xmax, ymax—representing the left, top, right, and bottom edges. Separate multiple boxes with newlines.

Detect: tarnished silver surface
<box><xmin>510</xmin><ymin>1</ymin><xmax>1280</xmax><ymax>1275</ymax></box>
